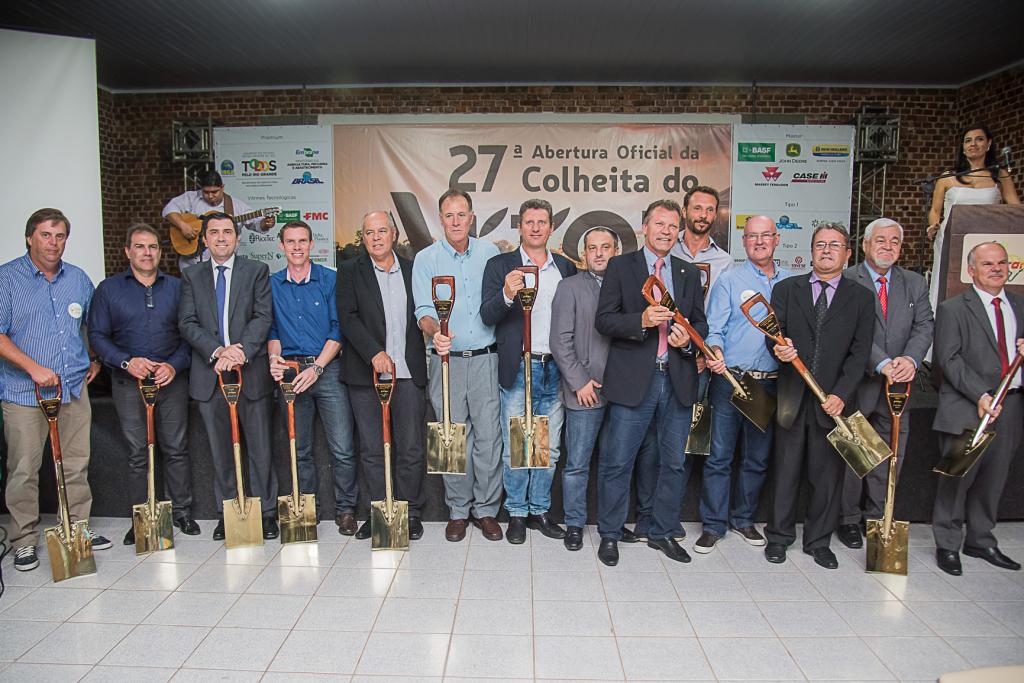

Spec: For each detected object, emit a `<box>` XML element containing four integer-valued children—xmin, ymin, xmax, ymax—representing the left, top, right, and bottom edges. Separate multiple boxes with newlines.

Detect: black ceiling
<box><xmin>4</xmin><ymin>0</ymin><xmax>1023</xmax><ymax>92</ymax></box>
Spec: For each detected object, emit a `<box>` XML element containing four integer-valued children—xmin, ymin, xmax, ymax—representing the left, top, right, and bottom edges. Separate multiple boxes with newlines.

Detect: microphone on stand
<box><xmin>1002</xmin><ymin>146</ymin><xmax>1013</xmax><ymax>174</ymax></box>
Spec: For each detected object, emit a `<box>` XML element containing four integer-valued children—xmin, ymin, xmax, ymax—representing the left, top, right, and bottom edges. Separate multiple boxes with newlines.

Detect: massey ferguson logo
<box><xmin>762</xmin><ymin>167</ymin><xmax>783</xmax><ymax>182</ymax></box>
<box><xmin>791</xmin><ymin>171</ymin><xmax>829</xmax><ymax>184</ymax></box>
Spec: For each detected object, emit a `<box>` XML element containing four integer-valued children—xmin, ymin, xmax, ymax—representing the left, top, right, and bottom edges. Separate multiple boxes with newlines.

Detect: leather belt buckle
<box><xmin>655</xmin><ymin>360</ymin><xmax>669</xmax><ymax>372</ymax></box>
<box><xmin>460</xmin><ymin>350</ymin><xmax>473</xmax><ymax>358</ymax></box>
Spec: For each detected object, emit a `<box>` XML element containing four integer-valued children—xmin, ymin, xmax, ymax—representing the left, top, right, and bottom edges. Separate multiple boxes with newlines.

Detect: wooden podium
<box><xmin>938</xmin><ymin>204</ymin><xmax>1024</xmax><ymax>303</ymax></box>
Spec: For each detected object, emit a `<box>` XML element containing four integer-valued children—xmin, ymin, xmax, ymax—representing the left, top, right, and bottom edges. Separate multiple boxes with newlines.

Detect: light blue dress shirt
<box><xmin>705</xmin><ymin>259</ymin><xmax>790</xmax><ymax>371</ymax></box>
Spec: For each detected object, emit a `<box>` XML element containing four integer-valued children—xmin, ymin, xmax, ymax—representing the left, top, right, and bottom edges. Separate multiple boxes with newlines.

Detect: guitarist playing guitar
<box><xmin>162</xmin><ymin>170</ymin><xmax>278</xmax><ymax>269</ymax></box>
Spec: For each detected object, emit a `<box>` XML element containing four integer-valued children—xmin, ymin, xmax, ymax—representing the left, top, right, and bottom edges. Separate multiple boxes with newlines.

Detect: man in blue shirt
<box><xmin>268</xmin><ymin>220</ymin><xmax>357</xmax><ymax>535</ymax></box>
<box><xmin>0</xmin><ymin>208</ymin><xmax>111</xmax><ymax>572</ymax></box>
<box><xmin>89</xmin><ymin>223</ymin><xmax>198</xmax><ymax>545</ymax></box>
<box><xmin>413</xmin><ymin>189</ymin><xmax>503</xmax><ymax>543</ymax></box>
<box><xmin>698</xmin><ymin>215</ymin><xmax>789</xmax><ymax>554</ymax></box>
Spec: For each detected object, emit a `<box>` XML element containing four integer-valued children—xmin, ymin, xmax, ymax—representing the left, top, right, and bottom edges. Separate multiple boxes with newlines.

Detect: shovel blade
<box><xmin>684</xmin><ymin>401</ymin><xmax>712</xmax><ymax>456</ymax></box>
<box><xmin>828</xmin><ymin>412</ymin><xmax>891</xmax><ymax>479</ymax></box>
<box><xmin>370</xmin><ymin>499</ymin><xmax>409</xmax><ymax>550</ymax></box>
<box><xmin>865</xmin><ymin>518</ymin><xmax>910</xmax><ymax>575</ymax></box>
<box><xmin>224</xmin><ymin>497</ymin><xmax>264</xmax><ymax>548</ymax></box>
<box><xmin>933</xmin><ymin>430</ymin><xmax>995</xmax><ymax>478</ymax></box>
<box><xmin>278</xmin><ymin>493</ymin><xmax>318</xmax><ymax>544</ymax></box>
<box><xmin>729</xmin><ymin>373</ymin><xmax>776</xmax><ymax>432</ymax></box>
<box><xmin>426</xmin><ymin>421</ymin><xmax>468</xmax><ymax>474</ymax></box>
<box><xmin>509</xmin><ymin>415</ymin><xmax>550</xmax><ymax>469</ymax></box>
<box><xmin>132</xmin><ymin>500</ymin><xmax>175</xmax><ymax>555</ymax></box>
<box><xmin>44</xmin><ymin>520</ymin><xmax>96</xmax><ymax>583</ymax></box>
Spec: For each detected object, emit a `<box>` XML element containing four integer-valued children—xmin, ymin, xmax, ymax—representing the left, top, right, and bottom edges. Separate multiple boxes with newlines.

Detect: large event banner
<box><xmin>213</xmin><ymin>125</ymin><xmax>334</xmax><ymax>270</ymax></box>
<box><xmin>730</xmin><ymin>124</ymin><xmax>855</xmax><ymax>274</ymax></box>
<box><xmin>333</xmin><ymin>124</ymin><xmax>732</xmax><ymax>262</ymax></box>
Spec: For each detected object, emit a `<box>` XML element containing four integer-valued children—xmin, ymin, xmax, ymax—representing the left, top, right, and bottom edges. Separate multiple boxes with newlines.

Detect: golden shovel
<box><xmin>865</xmin><ymin>379</ymin><xmax>911</xmax><ymax>575</ymax></box>
<box><xmin>132</xmin><ymin>375</ymin><xmax>174</xmax><ymax>555</ymax></box>
<box><xmin>509</xmin><ymin>265</ymin><xmax>550</xmax><ymax>469</ymax></box>
<box><xmin>685</xmin><ymin>380</ymin><xmax>713</xmax><ymax>456</ymax></box>
<box><xmin>371</xmin><ymin>368</ymin><xmax>409</xmax><ymax>550</ymax></box>
<box><xmin>641</xmin><ymin>275</ymin><xmax>776</xmax><ymax>432</ymax></box>
<box><xmin>934</xmin><ymin>351</ymin><xmax>1023</xmax><ymax>477</ymax></box>
<box><xmin>426</xmin><ymin>275</ymin><xmax>467</xmax><ymax>474</ymax></box>
<box><xmin>218</xmin><ymin>369</ymin><xmax>263</xmax><ymax>548</ymax></box>
<box><xmin>277</xmin><ymin>361</ymin><xmax>317</xmax><ymax>544</ymax></box>
<box><xmin>739</xmin><ymin>292</ymin><xmax>891</xmax><ymax>478</ymax></box>
<box><xmin>36</xmin><ymin>380</ymin><xmax>96</xmax><ymax>583</ymax></box>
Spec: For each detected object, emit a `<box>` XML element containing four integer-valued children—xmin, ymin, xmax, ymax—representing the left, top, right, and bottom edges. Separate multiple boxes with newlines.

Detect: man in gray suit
<box><xmin>932</xmin><ymin>241</ymin><xmax>1023</xmax><ymax>575</ymax></box>
<box><xmin>838</xmin><ymin>218</ymin><xmax>933</xmax><ymax>549</ymax></box>
<box><xmin>179</xmin><ymin>212</ymin><xmax>279</xmax><ymax>541</ymax></box>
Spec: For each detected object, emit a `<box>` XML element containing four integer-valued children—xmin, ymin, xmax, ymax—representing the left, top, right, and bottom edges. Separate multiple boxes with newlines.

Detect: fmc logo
<box><xmin>304</xmin><ymin>212</ymin><xmax>330</xmax><ymax>221</ymax></box>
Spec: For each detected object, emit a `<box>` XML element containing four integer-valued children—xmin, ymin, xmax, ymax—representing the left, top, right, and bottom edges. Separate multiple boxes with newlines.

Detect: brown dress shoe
<box><xmin>335</xmin><ymin>512</ymin><xmax>357</xmax><ymax>536</ymax></box>
<box><xmin>446</xmin><ymin>518</ymin><xmax>468</xmax><ymax>542</ymax></box>
<box><xmin>472</xmin><ymin>516</ymin><xmax>504</xmax><ymax>541</ymax></box>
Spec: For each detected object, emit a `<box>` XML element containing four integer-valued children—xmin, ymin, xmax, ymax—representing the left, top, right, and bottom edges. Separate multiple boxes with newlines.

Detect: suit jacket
<box><xmin>933</xmin><ymin>287</ymin><xmax>1023</xmax><ymax>435</ymax></box>
<box><xmin>595</xmin><ymin>249</ymin><xmax>707</xmax><ymax>408</ymax></box>
<box><xmin>843</xmin><ymin>263</ymin><xmax>933</xmax><ymax>415</ymax></box>
<box><xmin>336</xmin><ymin>251</ymin><xmax>426</xmax><ymax>387</ymax></box>
<box><xmin>550</xmin><ymin>271</ymin><xmax>609</xmax><ymax>410</ymax></box>
<box><xmin>769</xmin><ymin>273</ymin><xmax>875</xmax><ymax>430</ymax></box>
<box><xmin>480</xmin><ymin>249</ymin><xmax>578</xmax><ymax>389</ymax></box>
<box><xmin>178</xmin><ymin>255</ymin><xmax>274</xmax><ymax>402</ymax></box>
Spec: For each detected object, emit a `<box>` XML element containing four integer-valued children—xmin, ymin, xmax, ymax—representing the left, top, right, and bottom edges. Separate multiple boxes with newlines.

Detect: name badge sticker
<box><xmin>68</xmin><ymin>302</ymin><xmax>83</xmax><ymax>319</ymax></box>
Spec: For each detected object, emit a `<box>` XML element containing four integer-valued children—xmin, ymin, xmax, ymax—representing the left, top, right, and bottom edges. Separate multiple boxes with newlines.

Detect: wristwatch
<box><xmin>120</xmin><ymin>359</ymin><xmax>130</xmax><ymax>370</ymax></box>
<box><xmin>312</xmin><ymin>363</ymin><xmax>324</xmax><ymax>376</ymax></box>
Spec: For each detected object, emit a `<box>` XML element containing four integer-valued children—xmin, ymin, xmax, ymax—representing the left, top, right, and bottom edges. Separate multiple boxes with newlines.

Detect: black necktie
<box><xmin>811</xmin><ymin>280</ymin><xmax>829</xmax><ymax>375</ymax></box>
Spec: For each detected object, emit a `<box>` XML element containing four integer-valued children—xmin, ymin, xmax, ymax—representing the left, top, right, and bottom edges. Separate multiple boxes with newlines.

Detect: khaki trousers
<box><xmin>3</xmin><ymin>385</ymin><xmax>93</xmax><ymax>548</ymax></box>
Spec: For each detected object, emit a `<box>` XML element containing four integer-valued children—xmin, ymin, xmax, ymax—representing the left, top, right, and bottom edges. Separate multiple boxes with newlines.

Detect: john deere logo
<box><xmin>786</xmin><ymin>143</ymin><xmax>801</xmax><ymax>157</ymax></box>
<box><xmin>738</xmin><ymin>143</ymin><xmax>775</xmax><ymax>162</ymax></box>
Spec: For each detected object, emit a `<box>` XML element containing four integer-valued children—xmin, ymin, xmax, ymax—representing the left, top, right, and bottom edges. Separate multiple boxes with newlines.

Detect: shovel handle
<box><xmin>374</xmin><ymin>366</ymin><xmax>395</xmax><ymax>458</ymax></box>
<box><xmin>217</xmin><ymin>369</ymin><xmax>243</xmax><ymax>445</ymax></box>
<box><xmin>517</xmin><ymin>266</ymin><xmax>538</xmax><ymax>354</ymax></box>
<box><xmin>641</xmin><ymin>275</ymin><xmax>711</xmax><ymax>355</ymax></box>
<box><xmin>432</xmin><ymin>275</ymin><xmax>456</xmax><ymax>360</ymax></box>
<box><xmin>217</xmin><ymin>368</ymin><xmax>244</xmax><ymax>397</ymax></box>
<box><xmin>694</xmin><ymin>262</ymin><xmax>712</xmax><ymax>298</ymax></box>
<box><xmin>138</xmin><ymin>374</ymin><xmax>160</xmax><ymax>446</ymax></box>
<box><xmin>35</xmin><ymin>379</ymin><xmax>63</xmax><ymax>465</ymax></box>
<box><xmin>971</xmin><ymin>350</ymin><xmax>1024</xmax><ymax>446</ymax></box>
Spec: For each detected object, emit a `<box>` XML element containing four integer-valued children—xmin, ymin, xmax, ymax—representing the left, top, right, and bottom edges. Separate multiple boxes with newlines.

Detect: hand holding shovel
<box><xmin>865</xmin><ymin>379</ymin><xmax>910</xmax><ymax>575</ymax></box>
<box><xmin>371</xmin><ymin>366</ymin><xmax>409</xmax><ymax>550</ymax></box>
<box><xmin>277</xmin><ymin>361</ymin><xmax>317</xmax><ymax>544</ymax></box>
<box><xmin>218</xmin><ymin>369</ymin><xmax>263</xmax><ymax>548</ymax></box>
<box><xmin>132</xmin><ymin>374</ymin><xmax>174</xmax><ymax>554</ymax></box>
<box><xmin>426</xmin><ymin>275</ymin><xmax>467</xmax><ymax>474</ymax></box>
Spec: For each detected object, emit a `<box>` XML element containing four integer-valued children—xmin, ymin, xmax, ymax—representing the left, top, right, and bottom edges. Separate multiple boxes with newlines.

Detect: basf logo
<box><xmin>292</xmin><ymin>171</ymin><xmax>324</xmax><ymax>185</ymax></box>
<box><xmin>738</xmin><ymin>142</ymin><xmax>775</xmax><ymax>162</ymax></box>
<box><xmin>220</xmin><ymin>159</ymin><xmax>235</xmax><ymax>176</ymax></box>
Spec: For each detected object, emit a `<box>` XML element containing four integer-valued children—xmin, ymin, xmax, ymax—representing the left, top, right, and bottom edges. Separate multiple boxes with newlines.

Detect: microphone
<box><xmin>1002</xmin><ymin>146</ymin><xmax>1013</xmax><ymax>174</ymax></box>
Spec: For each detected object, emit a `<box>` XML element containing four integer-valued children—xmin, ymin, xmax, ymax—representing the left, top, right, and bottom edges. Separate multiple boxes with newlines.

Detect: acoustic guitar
<box><xmin>169</xmin><ymin>207</ymin><xmax>281</xmax><ymax>256</ymax></box>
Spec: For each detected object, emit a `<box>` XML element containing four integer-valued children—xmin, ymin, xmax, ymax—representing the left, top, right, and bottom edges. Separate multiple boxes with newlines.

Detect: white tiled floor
<box><xmin>1</xmin><ymin>516</ymin><xmax>1023</xmax><ymax>681</ymax></box>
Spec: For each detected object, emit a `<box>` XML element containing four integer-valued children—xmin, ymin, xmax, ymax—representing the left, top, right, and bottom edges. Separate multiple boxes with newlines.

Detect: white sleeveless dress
<box><xmin>928</xmin><ymin>184</ymin><xmax>1002</xmax><ymax>312</ymax></box>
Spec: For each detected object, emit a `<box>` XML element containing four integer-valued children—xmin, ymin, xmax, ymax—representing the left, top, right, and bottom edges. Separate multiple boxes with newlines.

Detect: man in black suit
<box><xmin>764</xmin><ymin>224</ymin><xmax>874</xmax><ymax>569</ymax></box>
<box><xmin>481</xmin><ymin>198</ymin><xmax>577</xmax><ymax>545</ymax></box>
<box><xmin>178</xmin><ymin>212</ymin><xmax>279</xmax><ymax>540</ymax></box>
<box><xmin>838</xmin><ymin>218</ymin><xmax>932</xmax><ymax>549</ymax></box>
<box><xmin>594</xmin><ymin>199</ymin><xmax>706</xmax><ymax>566</ymax></box>
<box><xmin>337</xmin><ymin>211</ymin><xmax>427</xmax><ymax>541</ymax></box>
<box><xmin>932</xmin><ymin>241</ymin><xmax>1023</xmax><ymax>575</ymax></box>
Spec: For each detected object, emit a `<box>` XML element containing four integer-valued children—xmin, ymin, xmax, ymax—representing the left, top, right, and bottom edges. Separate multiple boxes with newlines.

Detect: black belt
<box><xmin>529</xmin><ymin>352</ymin><xmax>554</xmax><ymax>363</ymax></box>
<box><xmin>431</xmin><ymin>344</ymin><xmax>497</xmax><ymax>358</ymax></box>
<box><xmin>1006</xmin><ymin>388</ymin><xmax>1022</xmax><ymax>396</ymax></box>
<box><xmin>729</xmin><ymin>367</ymin><xmax>778</xmax><ymax>380</ymax></box>
<box><xmin>283</xmin><ymin>355</ymin><xmax>318</xmax><ymax>365</ymax></box>
<box><xmin>655</xmin><ymin>360</ymin><xmax>669</xmax><ymax>372</ymax></box>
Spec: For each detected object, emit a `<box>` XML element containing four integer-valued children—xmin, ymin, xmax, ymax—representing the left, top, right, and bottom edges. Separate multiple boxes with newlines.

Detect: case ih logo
<box><xmin>762</xmin><ymin>166</ymin><xmax>783</xmax><ymax>182</ymax></box>
<box><xmin>792</xmin><ymin>171</ymin><xmax>829</xmax><ymax>184</ymax></box>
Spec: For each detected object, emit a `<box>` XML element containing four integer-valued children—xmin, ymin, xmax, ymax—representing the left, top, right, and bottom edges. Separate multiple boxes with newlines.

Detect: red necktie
<box><xmin>878</xmin><ymin>276</ymin><xmax>887</xmax><ymax>321</ymax></box>
<box><xmin>655</xmin><ymin>257</ymin><xmax>668</xmax><ymax>357</ymax></box>
<box><xmin>993</xmin><ymin>297</ymin><xmax>1010</xmax><ymax>375</ymax></box>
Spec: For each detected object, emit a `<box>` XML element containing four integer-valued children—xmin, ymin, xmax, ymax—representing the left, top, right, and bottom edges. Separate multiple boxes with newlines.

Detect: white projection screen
<box><xmin>0</xmin><ymin>29</ymin><xmax>104</xmax><ymax>283</ymax></box>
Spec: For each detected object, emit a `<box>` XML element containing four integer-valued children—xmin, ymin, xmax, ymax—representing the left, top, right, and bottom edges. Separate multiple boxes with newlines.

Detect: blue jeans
<box><xmin>500</xmin><ymin>358</ymin><xmax>564</xmax><ymax>517</ymax></box>
<box><xmin>699</xmin><ymin>373</ymin><xmax>775</xmax><ymax>536</ymax></box>
<box><xmin>277</xmin><ymin>361</ymin><xmax>358</xmax><ymax>515</ymax></box>
<box><xmin>562</xmin><ymin>406</ymin><xmax>606</xmax><ymax>528</ymax></box>
<box><xmin>598</xmin><ymin>369</ymin><xmax>691</xmax><ymax>540</ymax></box>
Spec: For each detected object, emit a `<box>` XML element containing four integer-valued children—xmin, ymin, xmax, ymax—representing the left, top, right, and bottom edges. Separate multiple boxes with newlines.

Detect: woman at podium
<box><xmin>927</xmin><ymin>124</ymin><xmax>1019</xmax><ymax>311</ymax></box>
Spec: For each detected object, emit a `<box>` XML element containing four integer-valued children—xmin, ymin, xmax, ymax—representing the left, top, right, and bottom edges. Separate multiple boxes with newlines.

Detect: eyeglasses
<box><xmin>813</xmin><ymin>241</ymin><xmax>847</xmax><ymax>252</ymax></box>
<box><xmin>743</xmin><ymin>232</ymin><xmax>778</xmax><ymax>243</ymax></box>
<box><xmin>145</xmin><ymin>285</ymin><xmax>154</xmax><ymax>309</ymax></box>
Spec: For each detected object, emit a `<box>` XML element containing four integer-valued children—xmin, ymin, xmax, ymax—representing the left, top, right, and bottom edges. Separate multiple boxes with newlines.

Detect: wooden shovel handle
<box><xmin>374</xmin><ymin>365</ymin><xmax>395</xmax><ymax>447</ymax></box>
<box><xmin>517</xmin><ymin>266</ymin><xmax>538</xmax><ymax>354</ymax></box>
<box><xmin>35</xmin><ymin>379</ymin><xmax>62</xmax><ymax>465</ymax></box>
<box><xmin>640</xmin><ymin>275</ymin><xmax>714</xmax><ymax>358</ymax></box>
<box><xmin>432</xmin><ymin>275</ymin><xmax>456</xmax><ymax>359</ymax></box>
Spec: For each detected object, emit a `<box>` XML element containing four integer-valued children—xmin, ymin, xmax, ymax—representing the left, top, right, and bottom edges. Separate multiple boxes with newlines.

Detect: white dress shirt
<box><xmin>212</xmin><ymin>254</ymin><xmax>236</xmax><ymax>347</ymax></box>
<box><xmin>973</xmin><ymin>285</ymin><xmax>1021</xmax><ymax>389</ymax></box>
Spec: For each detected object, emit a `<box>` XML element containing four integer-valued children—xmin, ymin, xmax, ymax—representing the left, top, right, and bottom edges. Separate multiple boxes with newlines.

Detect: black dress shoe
<box><xmin>619</xmin><ymin>527</ymin><xmax>640</xmax><ymax>543</ymax></box>
<box><xmin>526</xmin><ymin>512</ymin><xmax>566</xmax><ymax>539</ymax></box>
<box><xmin>355</xmin><ymin>520</ymin><xmax>371</xmax><ymax>540</ymax></box>
<box><xmin>765</xmin><ymin>542</ymin><xmax>787</xmax><ymax>564</ymax></box>
<box><xmin>174</xmin><ymin>517</ymin><xmax>201</xmax><ymax>535</ymax></box>
<box><xmin>837</xmin><ymin>524</ymin><xmax>863</xmax><ymax>549</ymax></box>
<box><xmin>263</xmin><ymin>517</ymin><xmax>279</xmax><ymax>540</ymax></box>
<box><xmin>506</xmin><ymin>517</ymin><xmax>527</xmax><ymax>545</ymax></box>
<box><xmin>936</xmin><ymin>548</ymin><xmax>962</xmax><ymax>576</ymax></box>
<box><xmin>123</xmin><ymin>528</ymin><xmax>135</xmax><ymax>546</ymax></box>
<box><xmin>212</xmin><ymin>518</ymin><xmax>225</xmax><ymax>541</ymax></box>
<box><xmin>598</xmin><ymin>538</ymin><xmax>619</xmax><ymax>566</ymax></box>
<box><xmin>804</xmin><ymin>547</ymin><xmax>839</xmax><ymax>569</ymax></box>
<box><xmin>564</xmin><ymin>526</ymin><xmax>584</xmax><ymax>551</ymax></box>
<box><xmin>409</xmin><ymin>518</ymin><xmax>424</xmax><ymax>541</ymax></box>
<box><xmin>963</xmin><ymin>546</ymin><xmax>1021</xmax><ymax>571</ymax></box>
<box><xmin>647</xmin><ymin>537</ymin><xmax>691</xmax><ymax>563</ymax></box>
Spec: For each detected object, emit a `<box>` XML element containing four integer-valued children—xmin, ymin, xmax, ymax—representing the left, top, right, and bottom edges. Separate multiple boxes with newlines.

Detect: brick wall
<box><xmin>98</xmin><ymin>76</ymin><xmax>1022</xmax><ymax>276</ymax></box>
<box><xmin>956</xmin><ymin>65</ymin><xmax>1024</xmax><ymax>189</ymax></box>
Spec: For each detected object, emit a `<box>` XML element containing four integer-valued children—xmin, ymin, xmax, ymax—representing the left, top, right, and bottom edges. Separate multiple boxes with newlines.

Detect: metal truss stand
<box><xmin>853</xmin><ymin>109</ymin><xmax>900</xmax><ymax>265</ymax></box>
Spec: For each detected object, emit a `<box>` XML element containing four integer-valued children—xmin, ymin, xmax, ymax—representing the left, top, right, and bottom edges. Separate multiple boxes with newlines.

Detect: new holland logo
<box><xmin>762</xmin><ymin>167</ymin><xmax>783</xmax><ymax>182</ymax></box>
<box><xmin>791</xmin><ymin>171</ymin><xmax>829</xmax><ymax>183</ymax></box>
<box><xmin>812</xmin><ymin>144</ymin><xmax>850</xmax><ymax>157</ymax></box>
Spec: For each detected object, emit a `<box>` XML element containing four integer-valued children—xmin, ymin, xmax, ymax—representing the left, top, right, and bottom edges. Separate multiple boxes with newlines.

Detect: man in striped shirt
<box><xmin>0</xmin><ymin>208</ymin><xmax>112</xmax><ymax>572</ymax></box>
